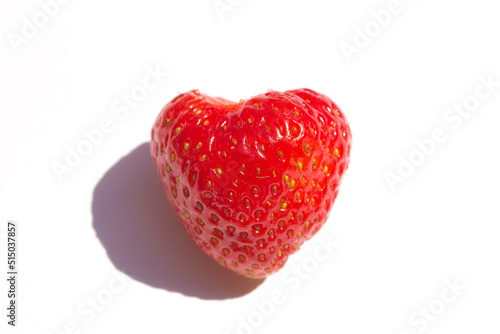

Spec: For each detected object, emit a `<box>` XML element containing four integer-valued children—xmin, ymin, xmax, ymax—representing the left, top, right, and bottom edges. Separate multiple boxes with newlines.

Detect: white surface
<box><xmin>1</xmin><ymin>0</ymin><xmax>500</xmax><ymax>333</ymax></box>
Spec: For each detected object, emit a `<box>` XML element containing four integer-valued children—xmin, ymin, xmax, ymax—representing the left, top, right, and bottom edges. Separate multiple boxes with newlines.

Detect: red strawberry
<box><xmin>150</xmin><ymin>89</ymin><xmax>351</xmax><ymax>278</ymax></box>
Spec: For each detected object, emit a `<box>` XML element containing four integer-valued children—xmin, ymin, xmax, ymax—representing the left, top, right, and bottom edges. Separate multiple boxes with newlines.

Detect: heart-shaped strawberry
<box><xmin>150</xmin><ymin>89</ymin><xmax>351</xmax><ymax>278</ymax></box>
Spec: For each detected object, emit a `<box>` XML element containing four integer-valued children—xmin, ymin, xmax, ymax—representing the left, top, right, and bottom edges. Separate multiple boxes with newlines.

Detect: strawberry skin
<box><xmin>150</xmin><ymin>89</ymin><xmax>351</xmax><ymax>278</ymax></box>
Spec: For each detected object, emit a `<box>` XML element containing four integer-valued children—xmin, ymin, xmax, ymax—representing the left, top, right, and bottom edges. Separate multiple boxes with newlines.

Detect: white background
<box><xmin>1</xmin><ymin>0</ymin><xmax>499</xmax><ymax>333</ymax></box>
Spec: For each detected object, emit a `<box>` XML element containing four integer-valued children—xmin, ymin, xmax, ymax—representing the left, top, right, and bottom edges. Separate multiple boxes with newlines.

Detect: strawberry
<box><xmin>150</xmin><ymin>89</ymin><xmax>351</xmax><ymax>278</ymax></box>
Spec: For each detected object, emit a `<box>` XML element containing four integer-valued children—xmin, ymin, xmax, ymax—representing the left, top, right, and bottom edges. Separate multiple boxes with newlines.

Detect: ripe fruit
<box><xmin>150</xmin><ymin>89</ymin><xmax>351</xmax><ymax>278</ymax></box>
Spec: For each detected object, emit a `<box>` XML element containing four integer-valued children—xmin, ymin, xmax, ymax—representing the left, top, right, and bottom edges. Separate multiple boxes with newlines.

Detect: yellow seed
<box><xmin>297</xmin><ymin>161</ymin><xmax>303</xmax><ymax>170</ymax></box>
<box><xmin>324</xmin><ymin>166</ymin><xmax>329</xmax><ymax>173</ymax></box>
<box><xmin>202</xmin><ymin>154</ymin><xmax>207</xmax><ymax>161</ymax></box>
<box><xmin>196</xmin><ymin>142</ymin><xmax>202</xmax><ymax>150</ymax></box>
<box><xmin>247</xmin><ymin>118</ymin><xmax>252</xmax><ymax>124</ymax></box>
<box><xmin>290</xmin><ymin>179</ymin><xmax>296</xmax><ymax>187</ymax></box>
<box><xmin>216</xmin><ymin>167</ymin><xmax>222</xmax><ymax>175</ymax></box>
<box><xmin>335</xmin><ymin>148</ymin><xmax>340</xmax><ymax>157</ymax></box>
<box><xmin>281</xmin><ymin>202</ymin><xmax>287</xmax><ymax>209</ymax></box>
<box><xmin>284</xmin><ymin>175</ymin><xmax>289</xmax><ymax>183</ymax></box>
<box><xmin>232</xmin><ymin>138</ymin><xmax>237</xmax><ymax>145</ymax></box>
<box><xmin>277</xmin><ymin>151</ymin><xmax>284</xmax><ymax>159</ymax></box>
<box><xmin>184</xmin><ymin>142</ymin><xmax>190</xmax><ymax>151</ymax></box>
<box><xmin>175</xmin><ymin>127</ymin><xmax>182</xmax><ymax>135</ymax></box>
<box><xmin>203</xmin><ymin>120</ymin><xmax>210</xmax><ymax>126</ymax></box>
<box><xmin>170</xmin><ymin>153</ymin><xmax>176</xmax><ymax>162</ymax></box>
<box><xmin>195</xmin><ymin>109</ymin><xmax>202</xmax><ymax>115</ymax></box>
<box><xmin>254</xmin><ymin>103</ymin><xmax>260</xmax><ymax>108</ymax></box>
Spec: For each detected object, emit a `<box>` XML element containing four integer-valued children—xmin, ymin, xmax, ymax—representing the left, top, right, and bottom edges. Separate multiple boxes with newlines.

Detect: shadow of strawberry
<box><xmin>92</xmin><ymin>143</ymin><xmax>264</xmax><ymax>300</ymax></box>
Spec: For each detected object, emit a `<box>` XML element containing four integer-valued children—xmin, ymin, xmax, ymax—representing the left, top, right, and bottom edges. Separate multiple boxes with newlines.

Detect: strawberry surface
<box><xmin>150</xmin><ymin>89</ymin><xmax>351</xmax><ymax>278</ymax></box>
